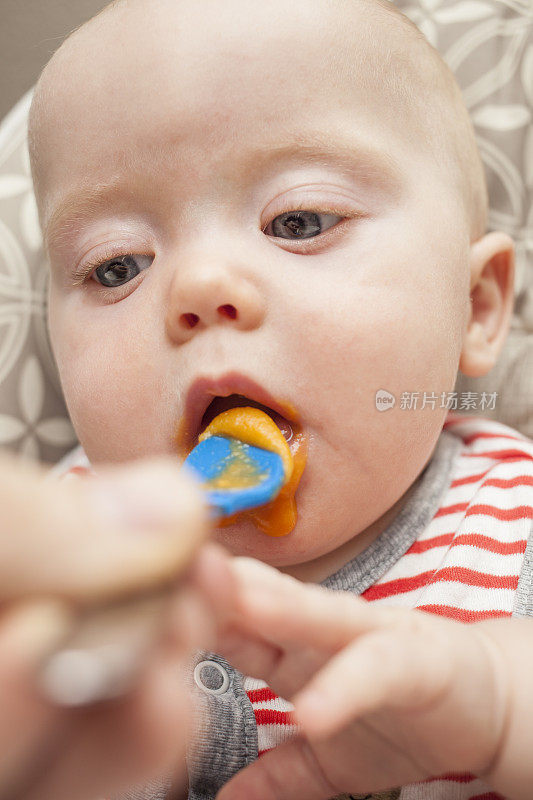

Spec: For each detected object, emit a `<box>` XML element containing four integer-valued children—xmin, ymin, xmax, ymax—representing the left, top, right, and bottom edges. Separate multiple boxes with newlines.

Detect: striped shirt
<box><xmin>243</xmin><ymin>414</ymin><xmax>533</xmax><ymax>798</ymax></box>
<box><xmin>363</xmin><ymin>413</ymin><xmax>532</xmax><ymax>620</ymax></box>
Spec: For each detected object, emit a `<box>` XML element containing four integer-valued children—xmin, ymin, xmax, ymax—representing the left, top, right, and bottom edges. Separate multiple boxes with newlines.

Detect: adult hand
<box><xmin>0</xmin><ymin>453</ymin><xmax>221</xmax><ymax>800</ymax></box>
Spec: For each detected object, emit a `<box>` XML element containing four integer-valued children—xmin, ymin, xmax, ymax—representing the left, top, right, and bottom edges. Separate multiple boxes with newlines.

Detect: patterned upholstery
<box><xmin>0</xmin><ymin>91</ymin><xmax>76</xmax><ymax>463</ymax></box>
<box><xmin>398</xmin><ymin>0</ymin><xmax>533</xmax><ymax>437</ymax></box>
<box><xmin>0</xmin><ymin>0</ymin><xmax>531</xmax><ymax>464</ymax></box>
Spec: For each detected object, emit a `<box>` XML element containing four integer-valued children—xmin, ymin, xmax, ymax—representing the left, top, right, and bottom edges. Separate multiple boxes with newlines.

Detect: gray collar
<box><xmin>322</xmin><ymin>430</ymin><xmax>461</xmax><ymax>594</ymax></box>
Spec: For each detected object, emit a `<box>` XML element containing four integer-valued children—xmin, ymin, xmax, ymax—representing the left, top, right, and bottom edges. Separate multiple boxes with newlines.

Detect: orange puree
<box><xmin>199</xmin><ymin>407</ymin><xmax>293</xmax><ymax>482</ymax></box>
<box><xmin>176</xmin><ymin>404</ymin><xmax>308</xmax><ymax>537</ymax></box>
<box><xmin>218</xmin><ymin>424</ymin><xmax>307</xmax><ymax>537</ymax></box>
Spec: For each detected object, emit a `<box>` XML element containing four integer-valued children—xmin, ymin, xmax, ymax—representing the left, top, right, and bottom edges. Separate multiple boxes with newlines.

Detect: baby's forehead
<box><xmin>37</xmin><ymin>0</ymin><xmax>430</xmax><ymax>129</ymax></box>
<box><xmin>30</xmin><ymin>0</ymin><xmax>483</xmax><ymax>240</ymax></box>
<box><xmin>32</xmin><ymin>1</ymin><xmax>432</xmax><ymax>172</ymax></box>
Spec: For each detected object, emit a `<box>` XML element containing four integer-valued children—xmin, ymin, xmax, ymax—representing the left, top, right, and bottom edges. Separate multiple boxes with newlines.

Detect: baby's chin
<box><xmin>211</xmin><ymin>513</ymin><xmax>346</xmax><ymax>569</ymax></box>
<box><xmin>210</xmin><ymin>467</ymin><xmax>419</xmax><ymax>577</ymax></box>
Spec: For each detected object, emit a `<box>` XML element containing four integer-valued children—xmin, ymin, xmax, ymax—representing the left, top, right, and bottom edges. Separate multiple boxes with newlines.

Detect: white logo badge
<box><xmin>375</xmin><ymin>389</ymin><xmax>395</xmax><ymax>412</ymax></box>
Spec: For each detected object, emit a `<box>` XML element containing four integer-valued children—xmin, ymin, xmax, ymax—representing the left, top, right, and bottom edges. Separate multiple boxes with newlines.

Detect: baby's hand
<box><xmin>213</xmin><ymin>557</ymin><xmax>510</xmax><ymax>800</ymax></box>
<box><xmin>0</xmin><ymin>453</ymin><xmax>222</xmax><ymax>800</ymax></box>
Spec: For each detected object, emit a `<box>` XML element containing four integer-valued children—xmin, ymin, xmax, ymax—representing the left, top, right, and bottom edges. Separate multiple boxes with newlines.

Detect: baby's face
<box><xmin>37</xmin><ymin>0</ymin><xmax>471</xmax><ymax>569</ymax></box>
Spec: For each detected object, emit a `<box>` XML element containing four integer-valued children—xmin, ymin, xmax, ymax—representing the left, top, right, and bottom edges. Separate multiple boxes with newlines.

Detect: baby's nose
<box><xmin>165</xmin><ymin>260</ymin><xmax>266</xmax><ymax>344</ymax></box>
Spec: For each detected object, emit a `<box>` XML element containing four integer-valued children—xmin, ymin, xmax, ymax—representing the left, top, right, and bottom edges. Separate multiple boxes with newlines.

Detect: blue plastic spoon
<box><xmin>183</xmin><ymin>434</ymin><xmax>286</xmax><ymax>517</ymax></box>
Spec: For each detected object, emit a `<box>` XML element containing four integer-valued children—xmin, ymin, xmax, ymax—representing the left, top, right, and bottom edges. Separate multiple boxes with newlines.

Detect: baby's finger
<box><xmin>293</xmin><ymin>618</ymin><xmax>454</xmax><ymax>739</ymax></box>
<box><xmin>0</xmin><ymin>456</ymin><xmax>208</xmax><ymax>604</ymax></box>
<box><xmin>228</xmin><ymin>557</ymin><xmax>396</xmax><ymax>650</ymax></box>
<box><xmin>189</xmin><ymin>544</ymin><xmax>237</xmax><ymax>630</ymax></box>
<box><xmin>215</xmin><ymin>626</ymin><xmax>284</xmax><ymax>685</ymax></box>
<box><xmin>217</xmin><ymin>736</ymin><xmax>337</xmax><ymax>800</ymax></box>
<box><xmin>167</xmin><ymin>582</ymin><xmax>218</xmax><ymax>656</ymax></box>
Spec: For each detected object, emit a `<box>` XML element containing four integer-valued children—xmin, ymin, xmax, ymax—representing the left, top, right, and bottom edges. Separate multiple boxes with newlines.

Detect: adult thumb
<box><xmin>216</xmin><ymin>738</ymin><xmax>338</xmax><ymax>800</ymax></box>
<box><xmin>0</xmin><ymin>454</ymin><xmax>208</xmax><ymax>604</ymax></box>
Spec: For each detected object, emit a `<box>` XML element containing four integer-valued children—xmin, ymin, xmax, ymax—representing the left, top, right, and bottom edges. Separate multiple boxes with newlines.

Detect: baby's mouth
<box><xmin>175</xmin><ymin>378</ymin><xmax>309</xmax><ymax>537</ymax></box>
<box><xmin>199</xmin><ymin>394</ymin><xmax>295</xmax><ymax>445</ymax></box>
<box><xmin>174</xmin><ymin>371</ymin><xmax>303</xmax><ymax>464</ymax></box>
<box><xmin>196</xmin><ymin>392</ymin><xmax>308</xmax><ymax>537</ymax></box>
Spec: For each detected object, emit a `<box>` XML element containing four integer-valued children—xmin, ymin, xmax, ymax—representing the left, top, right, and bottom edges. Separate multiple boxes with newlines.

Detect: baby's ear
<box><xmin>459</xmin><ymin>231</ymin><xmax>515</xmax><ymax>378</ymax></box>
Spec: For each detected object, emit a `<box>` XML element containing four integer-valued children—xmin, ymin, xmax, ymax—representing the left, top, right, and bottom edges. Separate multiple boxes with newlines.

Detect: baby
<box><xmin>26</xmin><ymin>0</ymin><xmax>533</xmax><ymax>798</ymax></box>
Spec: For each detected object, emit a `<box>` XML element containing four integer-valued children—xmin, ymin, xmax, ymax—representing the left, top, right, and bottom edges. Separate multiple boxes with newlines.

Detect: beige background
<box><xmin>0</xmin><ymin>0</ymin><xmax>106</xmax><ymax>122</ymax></box>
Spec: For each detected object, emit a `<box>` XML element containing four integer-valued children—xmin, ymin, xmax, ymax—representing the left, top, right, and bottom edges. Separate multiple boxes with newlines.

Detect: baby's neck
<box><xmin>279</xmin><ymin>479</ymin><xmax>419</xmax><ymax>584</ymax></box>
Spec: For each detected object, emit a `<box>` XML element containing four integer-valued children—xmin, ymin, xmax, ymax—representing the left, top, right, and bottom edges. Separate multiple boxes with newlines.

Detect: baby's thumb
<box><xmin>216</xmin><ymin>738</ymin><xmax>337</xmax><ymax>800</ymax></box>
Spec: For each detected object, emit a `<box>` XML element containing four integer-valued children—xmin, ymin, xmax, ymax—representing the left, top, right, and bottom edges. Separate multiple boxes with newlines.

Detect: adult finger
<box><xmin>0</xmin><ymin>601</ymin><xmax>74</xmax><ymax>791</ymax></box>
<box><xmin>0</xmin><ymin>587</ymin><xmax>211</xmax><ymax>800</ymax></box>
<box><xmin>19</xmin><ymin>651</ymin><xmax>191</xmax><ymax>800</ymax></box>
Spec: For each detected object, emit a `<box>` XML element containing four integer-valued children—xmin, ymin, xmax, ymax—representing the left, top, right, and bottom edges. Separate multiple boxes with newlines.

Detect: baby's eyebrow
<box><xmin>44</xmin><ymin>180</ymin><xmax>129</xmax><ymax>255</ymax></box>
<box><xmin>236</xmin><ymin>134</ymin><xmax>404</xmax><ymax>196</ymax></box>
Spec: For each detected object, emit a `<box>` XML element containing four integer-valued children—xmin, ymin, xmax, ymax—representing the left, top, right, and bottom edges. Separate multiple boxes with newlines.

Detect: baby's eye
<box><xmin>91</xmin><ymin>254</ymin><xmax>153</xmax><ymax>287</ymax></box>
<box><xmin>263</xmin><ymin>210</ymin><xmax>342</xmax><ymax>240</ymax></box>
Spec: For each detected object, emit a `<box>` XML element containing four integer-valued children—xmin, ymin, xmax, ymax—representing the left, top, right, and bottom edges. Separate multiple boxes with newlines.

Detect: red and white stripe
<box><xmin>242</xmin><ymin>677</ymin><xmax>298</xmax><ymax>756</ymax></box>
<box><xmin>365</xmin><ymin>414</ymin><xmax>532</xmax><ymax>625</ymax></box>
<box><xmin>406</xmin><ymin>772</ymin><xmax>505</xmax><ymax>800</ymax></box>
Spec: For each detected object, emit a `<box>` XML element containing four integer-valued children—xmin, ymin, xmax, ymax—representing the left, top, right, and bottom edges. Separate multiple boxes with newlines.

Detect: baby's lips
<box><xmin>174</xmin><ymin>371</ymin><xmax>302</xmax><ymax>457</ymax></box>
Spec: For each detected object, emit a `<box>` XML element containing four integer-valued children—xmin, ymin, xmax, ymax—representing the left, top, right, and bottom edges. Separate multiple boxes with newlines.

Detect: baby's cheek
<box><xmin>291</xmin><ymin>282</ymin><xmax>458</xmax><ymax>429</ymax></box>
<box><xmin>51</xmin><ymin>331</ymin><xmax>149</xmax><ymax>463</ymax></box>
<box><xmin>49</xmin><ymin>292</ymin><xmax>168</xmax><ymax>461</ymax></box>
<box><xmin>279</xmin><ymin>266</ymin><xmax>461</xmax><ymax>523</ymax></box>
<box><xmin>382</xmin><ymin>298</ymin><xmax>461</xmax><ymax>391</ymax></box>
<box><xmin>62</xmin><ymin>351</ymin><xmax>128</xmax><ymax>460</ymax></box>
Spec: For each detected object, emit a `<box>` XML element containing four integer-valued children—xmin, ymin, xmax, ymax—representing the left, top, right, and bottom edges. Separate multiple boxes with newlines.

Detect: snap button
<box><xmin>194</xmin><ymin>660</ymin><xmax>230</xmax><ymax>695</ymax></box>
